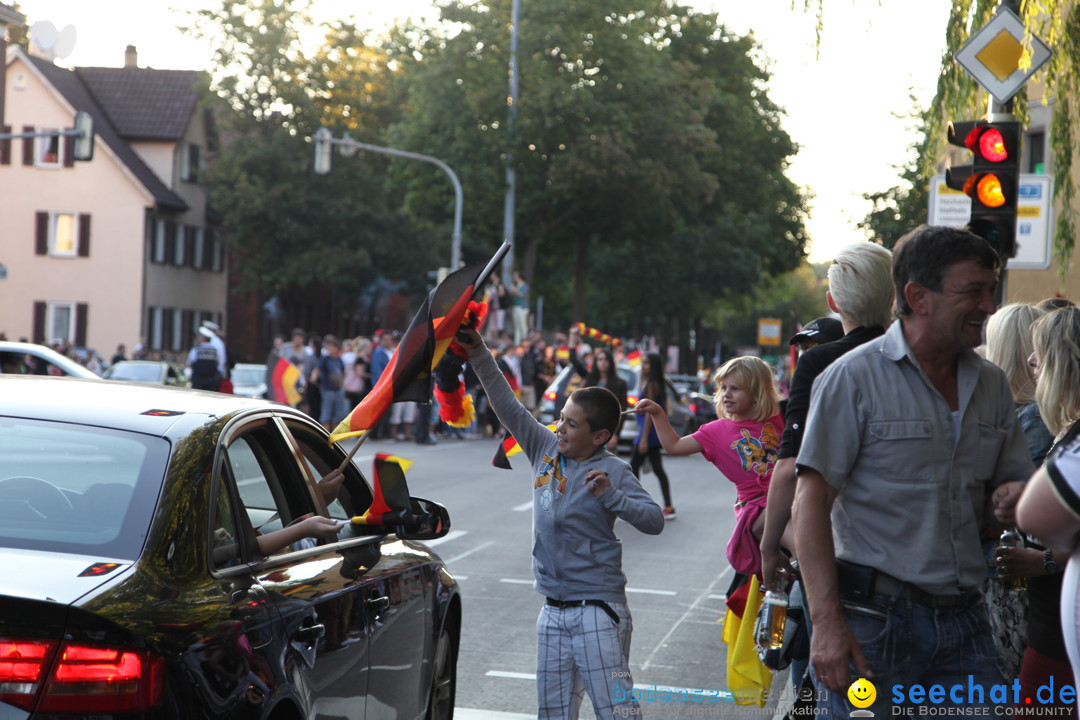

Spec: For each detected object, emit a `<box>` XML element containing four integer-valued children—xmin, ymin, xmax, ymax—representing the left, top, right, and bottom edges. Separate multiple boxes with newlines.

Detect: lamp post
<box><xmin>312</xmin><ymin>127</ymin><xmax>464</xmax><ymax>271</ymax></box>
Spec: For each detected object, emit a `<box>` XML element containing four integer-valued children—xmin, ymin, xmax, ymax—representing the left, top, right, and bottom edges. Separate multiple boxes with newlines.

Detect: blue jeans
<box><xmin>815</xmin><ymin>589</ymin><xmax>1007</xmax><ymax>718</ymax></box>
<box><xmin>319</xmin><ymin>387</ymin><xmax>347</xmax><ymax>427</ymax></box>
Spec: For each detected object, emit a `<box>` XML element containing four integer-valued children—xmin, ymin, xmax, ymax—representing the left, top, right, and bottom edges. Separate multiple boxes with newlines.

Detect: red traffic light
<box><xmin>978</xmin><ymin>129</ymin><xmax>1008</xmax><ymax>163</ymax></box>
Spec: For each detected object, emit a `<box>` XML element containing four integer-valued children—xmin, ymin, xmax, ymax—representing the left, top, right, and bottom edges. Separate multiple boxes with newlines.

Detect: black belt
<box><xmin>545</xmin><ymin>597</ymin><xmax>620</xmax><ymax>624</ymax></box>
<box><xmin>836</xmin><ymin>560</ymin><xmax>981</xmax><ymax>609</ymax></box>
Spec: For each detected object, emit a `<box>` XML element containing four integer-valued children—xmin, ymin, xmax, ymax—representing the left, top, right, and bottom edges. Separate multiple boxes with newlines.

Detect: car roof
<box><xmin>0</xmin><ymin>341</ymin><xmax>100</xmax><ymax>379</ymax></box>
<box><xmin>0</xmin><ymin>375</ymin><xmax>284</xmax><ymax>438</ymax></box>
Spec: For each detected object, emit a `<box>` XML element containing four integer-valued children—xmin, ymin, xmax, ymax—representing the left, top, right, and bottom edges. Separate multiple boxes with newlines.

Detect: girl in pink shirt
<box><xmin>634</xmin><ymin>356</ymin><xmax>784</xmax><ymax>576</ymax></box>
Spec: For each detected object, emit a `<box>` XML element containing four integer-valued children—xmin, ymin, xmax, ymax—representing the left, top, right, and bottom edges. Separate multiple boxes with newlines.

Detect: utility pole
<box><xmin>500</xmin><ymin>0</ymin><xmax>521</xmax><ymax>285</ymax></box>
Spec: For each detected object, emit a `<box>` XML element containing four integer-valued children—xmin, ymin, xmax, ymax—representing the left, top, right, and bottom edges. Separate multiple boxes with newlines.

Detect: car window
<box><xmin>220</xmin><ymin>425</ymin><xmax>319</xmax><ymax>558</ymax></box>
<box><xmin>283</xmin><ymin>420</ymin><xmax>374</xmax><ymax>521</ymax></box>
<box><xmin>210</xmin><ymin>476</ymin><xmax>243</xmax><ymax>569</ymax></box>
<box><xmin>0</xmin><ymin>417</ymin><xmax>167</xmax><ymax>559</ymax></box>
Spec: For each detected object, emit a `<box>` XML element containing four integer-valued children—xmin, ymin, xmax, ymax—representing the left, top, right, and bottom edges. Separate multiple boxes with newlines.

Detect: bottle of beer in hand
<box><xmin>998</xmin><ymin>528</ymin><xmax>1027</xmax><ymax>592</ymax></box>
<box><xmin>756</xmin><ymin>571</ymin><xmax>789</xmax><ymax>650</ymax></box>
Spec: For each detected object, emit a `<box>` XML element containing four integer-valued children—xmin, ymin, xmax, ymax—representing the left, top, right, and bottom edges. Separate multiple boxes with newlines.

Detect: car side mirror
<box><xmin>395</xmin><ymin>497</ymin><xmax>451</xmax><ymax>541</ymax></box>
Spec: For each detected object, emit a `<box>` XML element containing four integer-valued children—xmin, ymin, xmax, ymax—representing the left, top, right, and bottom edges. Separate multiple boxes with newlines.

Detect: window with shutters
<box><xmin>172</xmin><ymin>308</ymin><xmax>184</xmax><ymax>351</ymax></box>
<box><xmin>48</xmin><ymin>302</ymin><xmax>74</xmax><ymax>343</ymax></box>
<box><xmin>192</xmin><ymin>227</ymin><xmax>205</xmax><ymax>268</ymax></box>
<box><xmin>153</xmin><ymin>219</ymin><xmax>167</xmax><ymax>263</ymax></box>
<box><xmin>35</xmin><ymin>127</ymin><xmax>63</xmax><ymax>168</ymax></box>
<box><xmin>179</xmin><ymin>142</ymin><xmax>201</xmax><ymax>182</ymax></box>
<box><xmin>148</xmin><ymin>307</ymin><xmax>164</xmax><ymax>350</ymax></box>
<box><xmin>51</xmin><ymin>213</ymin><xmax>77</xmax><ymax>257</ymax></box>
<box><xmin>173</xmin><ymin>223</ymin><xmax>186</xmax><ymax>265</ymax></box>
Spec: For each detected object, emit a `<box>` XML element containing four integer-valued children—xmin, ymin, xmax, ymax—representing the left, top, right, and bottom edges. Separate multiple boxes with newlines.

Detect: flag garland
<box><xmin>573</xmin><ymin>323</ymin><xmax>622</xmax><ymax>347</ymax></box>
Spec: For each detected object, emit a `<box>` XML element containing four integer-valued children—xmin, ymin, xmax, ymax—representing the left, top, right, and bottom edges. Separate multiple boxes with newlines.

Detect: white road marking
<box><xmin>625</xmin><ymin>587</ymin><xmax>677</xmax><ymax>596</ymax></box>
<box><xmin>455</xmin><ymin>709</ymin><xmax>535</xmax><ymax>720</ymax></box>
<box><xmin>481</xmin><ymin>673</ymin><xmax>735</xmax><ymax>701</ymax></box>
<box><xmin>498</xmin><ymin>578</ymin><xmax>534</xmax><ymax>585</ymax></box>
<box><xmin>444</xmin><ymin>540</ymin><xmax>495</xmax><ymax>564</ymax></box>
<box><xmin>512</xmin><ymin>501</ymin><xmax>533</xmax><ymax>512</ymax></box>
<box><xmin>424</xmin><ymin>529</ymin><xmax>467</xmax><ymax>547</ymax></box>
<box><xmin>485</xmin><ymin>670</ymin><xmax>536</xmax><ymax>680</ymax></box>
<box><xmin>707</xmin><ymin>594</ymin><xmax>727</xmax><ymax>601</ymax></box>
<box><xmin>640</xmin><ymin>566</ymin><xmax>732</xmax><ymax>671</ymax></box>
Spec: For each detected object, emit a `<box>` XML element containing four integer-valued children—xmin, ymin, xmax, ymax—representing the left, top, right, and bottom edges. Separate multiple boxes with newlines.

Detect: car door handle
<box><xmin>295</xmin><ymin>624</ymin><xmax>325</xmax><ymax>643</ymax></box>
<box><xmin>367</xmin><ymin>596</ymin><xmax>390</xmax><ymax>613</ymax></box>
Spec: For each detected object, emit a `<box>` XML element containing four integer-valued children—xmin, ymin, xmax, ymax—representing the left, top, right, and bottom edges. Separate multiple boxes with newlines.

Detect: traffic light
<box><xmin>945</xmin><ymin>119</ymin><xmax>1021</xmax><ymax>258</ymax></box>
<box><xmin>73</xmin><ymin>111</ymin><xmax>94</xmax><ymax>161</ymax></box>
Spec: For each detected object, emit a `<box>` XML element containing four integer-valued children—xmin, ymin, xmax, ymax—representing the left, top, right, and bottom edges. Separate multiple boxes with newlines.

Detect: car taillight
<box><xmin>0</xmin><ymin>640</ymin><xmax>55</xmax><ymax>710</ymax></box>
<box><xmin>0</xmin><ymin>639</ymin><xmax>164</xmax><ymax>713</ymax></box>
<box><xmin>627</xmin><ymin>395</ymin><xmax>638</xmax><ymax>406</ymax></box>
<box><xmin>543</xmin><ymin>390</ymin><xmax>556</xmax><ymax>401</ymax></box>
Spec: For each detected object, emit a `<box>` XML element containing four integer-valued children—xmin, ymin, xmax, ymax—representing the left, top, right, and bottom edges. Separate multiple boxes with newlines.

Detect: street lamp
<box><xmin>311</xmin><ymin>128</ymin><xmax>464</xmax><ymax>271</ymax></box>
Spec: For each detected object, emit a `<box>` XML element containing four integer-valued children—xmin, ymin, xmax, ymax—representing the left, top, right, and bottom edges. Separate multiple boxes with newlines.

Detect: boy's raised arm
<box><xmin>456</xmin><ymin>328</ymin><xmax>551</xmax><ymax>458</ymax></box>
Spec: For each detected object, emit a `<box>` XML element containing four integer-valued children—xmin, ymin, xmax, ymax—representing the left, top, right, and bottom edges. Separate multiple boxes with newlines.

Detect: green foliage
<box><xmin>706</xmin><ymin>262</ymin><xmax>831</xmax><ymax>353</ymax></box>
<box><xmin>182</xmin><ymin>0</ymin><xmax>437</xmax><ymax>301</ymax></box>
<box><xmin>387</xmin><ymin>0</ymin><xmax>808</xmax><ymax>337</ymax></box>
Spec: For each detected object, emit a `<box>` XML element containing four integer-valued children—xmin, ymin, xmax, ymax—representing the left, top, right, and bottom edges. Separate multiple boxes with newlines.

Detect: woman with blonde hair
<box><xmin>1006</xmin><ymin>306</ymin><xmax>1080</xmax><ymax>710</ymax></box>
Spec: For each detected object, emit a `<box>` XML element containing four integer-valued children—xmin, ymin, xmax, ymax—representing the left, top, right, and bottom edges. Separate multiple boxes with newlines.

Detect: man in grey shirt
<box><xmin>792</xmin><ymin>225</ymin><xmax>1032</xmax><ymax>712</ymax></box>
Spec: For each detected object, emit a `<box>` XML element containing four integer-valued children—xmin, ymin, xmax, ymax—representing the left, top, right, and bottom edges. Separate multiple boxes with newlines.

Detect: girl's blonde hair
<box><xmin>985</xmin><ymin>302</ymin><xmax>1044</xmax><ymax>404</ymax></box>
<box><xmin>711</xmin><ymin>356</ymin><xmax>780</xmax><ymax>422</ymax></box>
<box><xmin>1033</xmin><ymin>306</ymin><xmax>1080</xmax><ymax>436</ymax></box>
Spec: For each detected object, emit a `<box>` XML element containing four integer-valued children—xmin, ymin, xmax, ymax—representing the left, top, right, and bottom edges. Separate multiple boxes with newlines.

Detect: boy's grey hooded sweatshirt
<box><xmin>468</xmin><ymin>345</ymin><xmax>663</xmax><ymax>603</ymax></box>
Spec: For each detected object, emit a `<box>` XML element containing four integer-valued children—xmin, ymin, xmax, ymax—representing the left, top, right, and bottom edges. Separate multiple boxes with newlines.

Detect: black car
<box><xmin>538</xmin><ymin>363</ymin><xmax>695</xmax><ymax>446</ymax></box>
<box><xmin>0</xmin><ymin>376</ymin><xmax>459</xmax><ymax>720</ymax></box>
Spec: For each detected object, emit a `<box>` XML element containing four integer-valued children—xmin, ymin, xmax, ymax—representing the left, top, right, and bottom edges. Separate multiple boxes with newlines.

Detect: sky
<box><xmin>15</xmin><ymin>0</ymin><xmax>955</xmax><ymax>263</ymax></box>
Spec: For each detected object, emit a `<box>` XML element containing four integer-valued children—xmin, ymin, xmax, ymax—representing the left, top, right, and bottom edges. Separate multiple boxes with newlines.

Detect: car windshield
<box><xmin>232</xmin><ymin>366</ymin><xmax>264</xmax><ymax>385</ymax></box>
<box><xmin>108</xmin><ymin>364</ymin><xmax>162</xmax><ymax>382</ymax></box>
<box><xmin>0</xmin><ymin>418</ymin><xmax>169</xmax><ymax>559</ymax></box>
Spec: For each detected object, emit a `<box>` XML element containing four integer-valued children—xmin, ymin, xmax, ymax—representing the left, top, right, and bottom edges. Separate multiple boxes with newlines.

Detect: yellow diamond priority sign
<box><xmin>955</xmin><ymin>9</ymin><xmax>1051</xmax><ymax>105</ymax></box>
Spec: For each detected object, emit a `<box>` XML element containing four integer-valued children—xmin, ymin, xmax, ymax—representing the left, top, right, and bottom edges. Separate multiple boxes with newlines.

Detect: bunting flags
<box><xmin>573</xmin><ymin>323</ymin><xmax>622</xmax><ymax>347</ymax></box>
<box><xmin>329</xmin><ymin>243</ymin><xmax>509</xmax><ymax>445</ymax></box>
<box><xmin>266</xmin><ymin>352</ymin><xmax>302</xmax><ymax>406</ymax></box>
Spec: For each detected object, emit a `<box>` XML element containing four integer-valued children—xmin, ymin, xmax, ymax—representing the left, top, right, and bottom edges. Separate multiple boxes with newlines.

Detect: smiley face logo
<box><xmin>848</xmin><ymin>677</ymin><xmax>876</xmax><ymax>709</ymax></box>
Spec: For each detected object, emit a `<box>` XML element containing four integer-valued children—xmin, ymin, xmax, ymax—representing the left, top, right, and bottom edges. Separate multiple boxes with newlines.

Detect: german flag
<box><xmin>350</xmin><ymin>453</ymin><xmax>413</xmax><ymax>525</ymax></box>
<box><xmin>492</xmin><ymin>424</ymin><xmax>556</xmax><ymax>469</ymax></box>
<box><xmin>330</xmin><ymin>243</ymin><xmax>509</xmax><ymax>445</ymax></box>
<box><xmin>626</xmin><ymin>349</ymin><xmax>643</xmax><ymax>368</ymax></box>
<box><xmin>266</xmin><ymin>352</ymin><xmax>302</xmax><ymax>406</ymax></box>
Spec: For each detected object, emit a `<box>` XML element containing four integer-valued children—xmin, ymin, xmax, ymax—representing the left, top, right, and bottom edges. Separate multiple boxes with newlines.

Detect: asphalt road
<box><xmin>349</xmin><ymin>433</ymin><xmax>792</xmax><ymax>720</ymax></box>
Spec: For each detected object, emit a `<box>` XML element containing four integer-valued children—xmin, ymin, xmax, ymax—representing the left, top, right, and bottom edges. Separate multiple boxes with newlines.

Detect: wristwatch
<box><xmin>1045</xmin><ymin>549</ymin><xmax>1059</xmax><ymax>574</ymax></box>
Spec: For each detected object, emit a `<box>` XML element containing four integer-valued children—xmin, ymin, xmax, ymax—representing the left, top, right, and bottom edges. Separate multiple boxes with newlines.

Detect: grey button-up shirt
<box><xmin>797</xmin><ymin>320</ymin><xmax>1034</xmax><ymax>595</ymax></box>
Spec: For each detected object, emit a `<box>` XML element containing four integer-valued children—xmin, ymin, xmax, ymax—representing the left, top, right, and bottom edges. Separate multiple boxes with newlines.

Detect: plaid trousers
<box><xmin>536</xmin><ymin>600</ymin><xmax>640</xmax><ymax>720</ymax></box>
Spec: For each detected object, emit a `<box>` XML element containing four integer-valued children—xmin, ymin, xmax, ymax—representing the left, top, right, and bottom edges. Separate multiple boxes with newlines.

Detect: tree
<box><xmin>182</xmin><ymin>1</ymin><xmax>435</xmax><ymax>332</ymax></box>
<box><xmin>385</xmin><ymin>0</ymin><xmax>808</xmax><ymax>338</ymax></box>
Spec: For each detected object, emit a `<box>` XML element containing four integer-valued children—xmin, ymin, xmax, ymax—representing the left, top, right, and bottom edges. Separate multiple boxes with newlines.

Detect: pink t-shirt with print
<box><xmin>692</xmin><ymin>414</ymin><xmax>785</xmax><ymax>502</ymax></box>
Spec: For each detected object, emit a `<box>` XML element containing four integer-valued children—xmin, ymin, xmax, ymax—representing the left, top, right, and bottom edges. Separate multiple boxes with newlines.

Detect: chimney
<box><xmin>124</xmin><ymin>44</ymin><xmax>136</xmax><ymax>68</ymax></box>
<box><xmin>0</xmin><ymin>4</ymin><xmax>28</xmax><ymax>127</ymax></box>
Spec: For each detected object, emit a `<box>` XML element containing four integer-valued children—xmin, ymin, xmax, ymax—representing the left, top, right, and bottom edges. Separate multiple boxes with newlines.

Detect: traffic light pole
<box><xmin>311</xmin><ymin>127</ymin><xmax>464</xmax><ymax>271</ymax></box>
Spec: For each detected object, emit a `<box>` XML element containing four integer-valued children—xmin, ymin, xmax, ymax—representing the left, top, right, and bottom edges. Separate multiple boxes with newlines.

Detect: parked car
<box><xmin>0</xmin><ymin>376</ymin><xmax>460</xmax><ymax>720</ymax></box>
<box><xmin>230</xmin><ymin>362</ymin><xmax>268</xmax><ymax>398</ymax></box>
<box><xmin>0</xmin><ymin>340</ymin><xmax>100</xmax><ymax>379</ymax></box>
<box><xmin>103</xmin><ymin>359</ymin><xmax>189</xmax><ymax>387</ymax></box>
<box><xmin>668</xmin><ymin>373</ymin><xmax>718</xmax><ymax>433</ymax></box>
<box><xmin>538</xmin><ymin>362</ymin><xmax>694</xmax><ymax>447</ymax></box>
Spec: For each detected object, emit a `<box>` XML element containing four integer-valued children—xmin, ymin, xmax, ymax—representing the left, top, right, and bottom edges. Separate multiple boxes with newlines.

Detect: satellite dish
<box><xmin>54</xmin><ymin>25</ymin><xmax>77</xmax><ymax>59</ymax></box>
<box><xmin>30</xmin><ymin>20</ymin><xmax>57</xmax><ymax>52</ymax></box>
